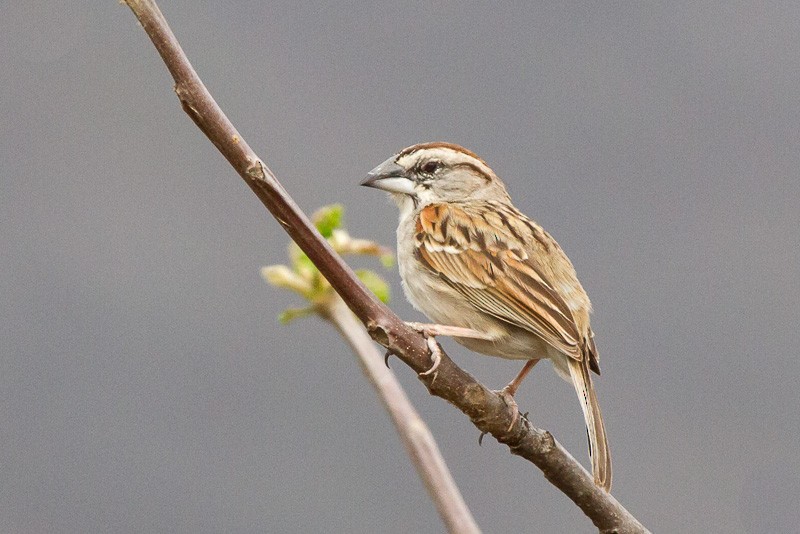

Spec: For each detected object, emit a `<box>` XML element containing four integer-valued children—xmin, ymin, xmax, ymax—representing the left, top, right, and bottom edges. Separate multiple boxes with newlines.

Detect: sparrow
<box><xmin>361</xmin><ymin>142</ymin><xmax>611</xmax><ymax>491</ymax></box>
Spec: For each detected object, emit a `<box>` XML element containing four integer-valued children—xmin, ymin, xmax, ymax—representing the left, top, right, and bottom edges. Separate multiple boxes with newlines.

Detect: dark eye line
<box><xmin>453</xmin><ymin>162</ymin><xmax>492</xmax><ymax>182</ymax></box>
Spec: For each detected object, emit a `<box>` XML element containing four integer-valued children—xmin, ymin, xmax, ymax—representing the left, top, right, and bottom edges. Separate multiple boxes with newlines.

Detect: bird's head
<box><xmin>361</xmin><ymin>143</ymin><xmax>510</xmax><ymax>211</ymax></box>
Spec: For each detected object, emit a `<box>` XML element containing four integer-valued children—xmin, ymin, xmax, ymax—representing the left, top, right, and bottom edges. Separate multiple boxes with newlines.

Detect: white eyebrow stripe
<box><xmin>397</xmin><ymin>147</ymin><xmax>494</xmax><ymax>178</ymax></box>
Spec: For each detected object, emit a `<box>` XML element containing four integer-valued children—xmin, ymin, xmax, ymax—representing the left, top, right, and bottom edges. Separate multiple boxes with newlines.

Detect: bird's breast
<box><xmin>396</xmin><ymin>211</ymin><xmax>477</xmax><ymax>326</ymax></box>
<box><xmin>395</xmin><ymin>211</ymin><xmax>545</xmax><ymax>360</ymax></box>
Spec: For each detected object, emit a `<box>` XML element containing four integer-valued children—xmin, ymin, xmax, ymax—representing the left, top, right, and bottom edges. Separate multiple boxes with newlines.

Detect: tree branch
<box><xmin>319</xmin><ymin>295</ymin><xmax>479</xmax><ymax>534</ymax></box>
<box><xmin>122</xmin><ymin>1</ymin><xmax>650</xmax><ymax>532</ymax></box>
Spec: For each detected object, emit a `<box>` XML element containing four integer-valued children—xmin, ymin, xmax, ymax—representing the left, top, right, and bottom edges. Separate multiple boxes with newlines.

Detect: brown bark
<box><xmin>320</xmin><ymin>296</ymin><xmax>479</xmax><ymax>534</ymax></box>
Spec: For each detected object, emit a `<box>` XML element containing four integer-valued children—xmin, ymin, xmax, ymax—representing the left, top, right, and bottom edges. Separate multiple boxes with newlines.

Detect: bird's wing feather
<box><xmin>414</xmin><ymin>202</ymin><xmax>585</xmax><ymax>361</ymax></box>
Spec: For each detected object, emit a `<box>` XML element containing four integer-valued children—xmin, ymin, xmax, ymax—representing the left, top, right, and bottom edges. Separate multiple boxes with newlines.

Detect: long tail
<box><xmin>567</xmin><ymin>358</ymin><xmax>612</xmax><ymax>491</ymax></box>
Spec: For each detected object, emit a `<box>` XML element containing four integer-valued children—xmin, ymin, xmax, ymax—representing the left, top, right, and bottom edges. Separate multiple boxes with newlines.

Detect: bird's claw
<box><xmin>478</xmin><ymin>408</ymin><xmax>529</xmax><ymax>446</ymax></box>
<box><xmin>418</xmin><ymin>335</ymin><xmax>442</xmax><ymax>383</ymax></box>
<box><xmin>407</xmin><ymin>322</ymin><xmax>442</xmax><ymax>382</ymax></box>
<box><xmin>495</xmin><ymin>387</ymin><xmax>521</xmax><ymax>433</ymax></box>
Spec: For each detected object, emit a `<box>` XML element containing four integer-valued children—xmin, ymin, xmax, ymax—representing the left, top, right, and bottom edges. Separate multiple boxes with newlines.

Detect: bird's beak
<box><xmin>361</xmin><ymin>158</ymin><xmax>415</xmax><ymax>195</ymax></box>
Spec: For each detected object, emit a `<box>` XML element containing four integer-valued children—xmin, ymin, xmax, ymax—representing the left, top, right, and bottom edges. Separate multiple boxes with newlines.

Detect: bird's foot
<box><xmin>405</xmin><ymin>321</ymin><xmax>493</xmax><ymax>382</ymax></box>
<box><xmin>490</xmin><ymin>359</ymin><xmax>539</xmax><ymax>432</ymax></box>
<box><xmin>419</xmin><ymin>335</ymin><xmax>442</xmax><ymax>381</ymax></box>
<box><xmin>495</xmin><ymin>385</ymin><xmax>521</xmax><ymax>433</ymax></box>
<box><xmin>404</xmin><ymin>322</ymin><xmax>447</xmax><ymax>381</ymax></box>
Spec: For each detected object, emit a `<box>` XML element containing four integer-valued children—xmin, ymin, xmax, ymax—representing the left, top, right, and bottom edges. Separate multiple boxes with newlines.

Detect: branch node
<box><xmin>366</xmin><ymin>321</ymin><xmax>391</xmax><ymax>348</ymax></box>
<box><xmin>246</xmin><ymin>160</ymin><xmax>266</xmax><ymax>180</ymax></box>
<box><xmin>539</xmin><ymin>430</ymin><xmax>556</xmax><ymax>453</ymax></box>
<box><xmin>462</xmin><ymin>381</ymin><xmax>488</xmax><ymax>408</ymax></box>
<box><xmin>173</xmin><ymin>83</ymin><xmax>201</xmax><ymax>118</ymax></box>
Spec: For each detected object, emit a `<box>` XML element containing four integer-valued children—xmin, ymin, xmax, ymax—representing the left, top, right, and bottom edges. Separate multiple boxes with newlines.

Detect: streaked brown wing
<box><xmin>414</xmin><ymin>202</ymin><xmax>583</xmax><ymax>361</ymax></box>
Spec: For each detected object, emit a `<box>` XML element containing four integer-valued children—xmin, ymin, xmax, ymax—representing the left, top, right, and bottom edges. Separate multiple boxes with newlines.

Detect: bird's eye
<box><xmin>421</xmin><ymin>161</ymin><xmax>441</xmax><ymax>174</ymax></box>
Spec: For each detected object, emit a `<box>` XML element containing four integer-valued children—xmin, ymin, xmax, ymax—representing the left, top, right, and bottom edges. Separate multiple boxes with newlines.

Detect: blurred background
<box><xmin>3</xmin><ymin>2</ymin><xmax>799</xmax><ymax>532</ymax></box>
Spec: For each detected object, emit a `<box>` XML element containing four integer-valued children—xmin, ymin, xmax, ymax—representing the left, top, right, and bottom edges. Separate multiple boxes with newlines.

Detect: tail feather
<box><xmin>568</xmin><ymin>357</ymin><xmax>612</xmax><ymax>491</ymax></box>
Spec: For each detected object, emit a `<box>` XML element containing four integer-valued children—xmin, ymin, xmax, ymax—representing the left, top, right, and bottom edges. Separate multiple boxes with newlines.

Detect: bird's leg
<box><xmin>405</xmin><ymin>322</ymin><xmax>494</xmax><ymax>340</ymax></box>
<box><xmin>405</xmin><ymin>322</ymin><xmax>492</xmax><ymax>380</ymax></box>
<box><xmin>496</xmin><ymin>359</ymin><xmax>540</xmax><ymax>432</ymax></box>
<box><xmin>503</xmin><ymin>359</ymin><xmax>540</xmax><ymax>397</ymax></box>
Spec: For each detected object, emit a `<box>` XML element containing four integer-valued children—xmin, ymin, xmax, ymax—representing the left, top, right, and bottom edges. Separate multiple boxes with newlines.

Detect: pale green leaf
<box><xmin>356</xmin><ymin>269</ymin><xmax>391</xmax><ymax>303</ymax></box>
<box><xmin>313</xmin><ymin>204</ymin><xmax>344</xmax><ymax>238</ymax></box>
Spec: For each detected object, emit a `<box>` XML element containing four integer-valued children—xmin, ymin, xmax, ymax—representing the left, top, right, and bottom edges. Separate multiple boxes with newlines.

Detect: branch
<box><xmin>122</xmin><ymin>1</ymin><xmax>650</xmax><ymax>532</ymax></box>
<box><xmin>319</xmin><ymin>295</ymin><xmax>479</xmax><ymax>534</ymax></box>
<box><xmin>261</xmin><ymin>219</ymin><xmax>477</xmax><ymax>533</ymax></box>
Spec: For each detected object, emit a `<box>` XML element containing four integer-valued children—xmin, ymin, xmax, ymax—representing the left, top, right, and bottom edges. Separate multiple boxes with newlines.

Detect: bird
<box><xmin>360</xmin><ymin>142</ymin><xmax>611</xmax><ymax>491</ymax></box>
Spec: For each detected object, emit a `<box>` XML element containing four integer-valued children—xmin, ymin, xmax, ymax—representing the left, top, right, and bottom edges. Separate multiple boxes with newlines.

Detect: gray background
<box><xmin>3</xmin><ymin>2</ymin><xmax>799</xmax><ymax>532</ymax></box>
